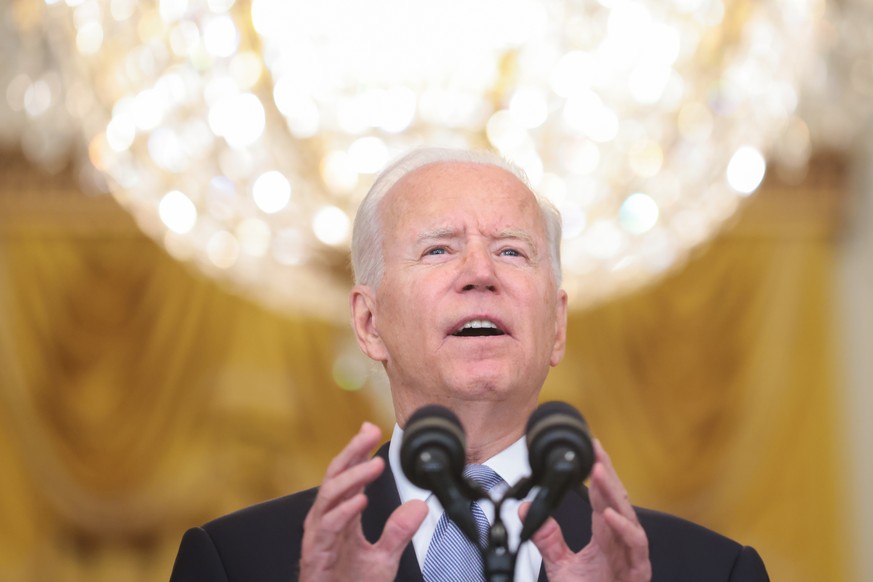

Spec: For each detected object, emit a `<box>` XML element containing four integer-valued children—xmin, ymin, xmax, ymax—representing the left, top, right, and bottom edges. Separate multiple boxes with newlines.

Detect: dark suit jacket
<box><xmin>170</xmin><ymin>444</ymin><xmax>769</xmax><ymax>581</ymax></box>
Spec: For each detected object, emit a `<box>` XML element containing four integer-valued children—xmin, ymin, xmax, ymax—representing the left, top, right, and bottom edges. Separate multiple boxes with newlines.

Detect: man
<box><xmin>170</xmin><ymin>148</ymin><xmax>769</xmax><ymax>581</ymax></box>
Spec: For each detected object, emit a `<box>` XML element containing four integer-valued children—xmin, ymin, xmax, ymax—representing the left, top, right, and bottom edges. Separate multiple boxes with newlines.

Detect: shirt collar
<box><xmin>389</xmin><ymin>423</ymin><xmax>532</xmax><ymax>505</ymax></box>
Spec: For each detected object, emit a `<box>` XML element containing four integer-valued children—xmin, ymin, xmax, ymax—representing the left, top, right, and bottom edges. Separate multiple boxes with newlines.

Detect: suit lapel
<box><xmin>362</xmin><ymin>443</ymin><xmax>424</xmax><ymax>582</ymax></box>
<box><xmin>536</xmin><ymin>486</ymin><xmax>593</xmax><ymax>582</ymax></box>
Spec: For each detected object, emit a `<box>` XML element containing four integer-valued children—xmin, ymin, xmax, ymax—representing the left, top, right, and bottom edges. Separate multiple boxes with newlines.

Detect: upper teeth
<box><xmin>462</xmin><ymin>319</ymin><xmax>498</xmax><ymax>330</ymax></box>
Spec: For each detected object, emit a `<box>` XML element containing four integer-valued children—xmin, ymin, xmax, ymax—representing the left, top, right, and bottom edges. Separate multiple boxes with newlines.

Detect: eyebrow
<box><xmin>495</xmin><ymin>228</ymin><xmax>536</xmax><ymax>247</ymax></box>
<box><xmin>416</xmin><ymin>227</ymin><xmax>458</xmax><ymax>243</ymax></box>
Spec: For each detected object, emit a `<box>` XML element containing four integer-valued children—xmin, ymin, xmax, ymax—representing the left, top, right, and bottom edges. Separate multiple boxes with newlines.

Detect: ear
<box><xmin>350</xmin><ymin>284</ymin><xmax>389</xmax><ymax>362</ymax></box>
<box><xmin>549</xmin><ymin>289</ymin><xmax>568</xmax><ymax>367</ymax></box>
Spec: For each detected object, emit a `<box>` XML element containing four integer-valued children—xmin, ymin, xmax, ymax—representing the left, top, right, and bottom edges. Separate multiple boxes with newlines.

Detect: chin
<box><xmin>444</xmin><ymin>370</ymin><xmax>515</xmax><ymax>401</ymax></box>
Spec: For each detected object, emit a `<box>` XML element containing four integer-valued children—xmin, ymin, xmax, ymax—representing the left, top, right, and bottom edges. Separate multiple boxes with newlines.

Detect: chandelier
<box><xmin>1</xmin><ymin>0</ymin><xmax>867</xmax><ymax>321</ymax></box>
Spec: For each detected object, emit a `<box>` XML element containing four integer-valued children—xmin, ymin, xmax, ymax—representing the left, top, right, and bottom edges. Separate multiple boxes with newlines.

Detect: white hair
<box><xmin>351</xmin><ymin>147</ymin><xmax>563</xmax><ymax>288</ymax></box>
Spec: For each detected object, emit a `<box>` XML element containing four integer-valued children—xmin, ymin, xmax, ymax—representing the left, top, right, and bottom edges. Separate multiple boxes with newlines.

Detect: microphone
<box><xmin>400</xmin><ymin>405</ymin><xmax>480</xmax><ymax>544</ymax></box>
<box><xmin>520</xmin><ymin>401</ymin><xmax>594</xmax><ymax>541</ymax></box>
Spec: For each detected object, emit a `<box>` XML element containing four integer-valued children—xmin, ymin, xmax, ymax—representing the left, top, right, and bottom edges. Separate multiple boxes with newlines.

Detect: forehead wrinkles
<box><xmin>378</xmin><ymin>162</ymin><xmax>548</xmax><ymax>259</ymax></box>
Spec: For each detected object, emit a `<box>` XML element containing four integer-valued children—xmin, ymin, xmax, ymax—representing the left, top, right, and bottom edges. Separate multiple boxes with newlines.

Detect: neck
<box><xmin>396</xmin><ymin>396</ymin><xmax>536</xmax><ymax>465</ymax></box>
<box><xmin>461</xmin><ymin>414</ymin><xmax>524</xmax><ymax>464</ymax></box>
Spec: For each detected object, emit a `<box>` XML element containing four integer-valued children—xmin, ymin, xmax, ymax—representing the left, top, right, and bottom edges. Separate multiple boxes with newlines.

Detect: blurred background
<box><xmin>1</xmin><ymin>0</ymin><xmax>872</xmax><ymax>580</ymax></box>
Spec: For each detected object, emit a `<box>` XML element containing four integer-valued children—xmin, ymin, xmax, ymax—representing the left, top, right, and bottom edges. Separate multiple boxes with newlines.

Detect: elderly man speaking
<box><xmin>170</xmin><ymin>148</ymin><xmax>769</xmax><ymax>582</ymax></box>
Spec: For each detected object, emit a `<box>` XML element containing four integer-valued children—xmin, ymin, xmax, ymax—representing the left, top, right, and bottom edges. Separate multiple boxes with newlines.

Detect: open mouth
<box><xmin>451</xmin><ymin>319</ymin><xmax>506</xmax><ymax>337</ymax></box>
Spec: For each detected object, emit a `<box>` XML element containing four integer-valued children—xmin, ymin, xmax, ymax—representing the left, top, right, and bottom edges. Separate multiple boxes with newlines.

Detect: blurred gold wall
<box><xmin>0</xmin><ymin>150</ymin><xmax>853</xmax><ymax>581</ymax></box>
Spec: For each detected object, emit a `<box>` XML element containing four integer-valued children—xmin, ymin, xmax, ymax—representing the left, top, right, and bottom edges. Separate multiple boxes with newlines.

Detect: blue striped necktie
<box><xmin>422</xmin><ymin>464</ymin><xmax>505</xmax><ymax>582</ymax></box>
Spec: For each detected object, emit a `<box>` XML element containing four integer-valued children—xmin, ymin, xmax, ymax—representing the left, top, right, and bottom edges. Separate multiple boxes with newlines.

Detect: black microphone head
<box><xmin>400</xmin><ymin>405</ymin><xmax>467</xmax><ymax>490</ymax></box>
<box><xmin>526</xmin><ymin>401</ymin><xmax>594</xmax><ymax>486</ymax></box>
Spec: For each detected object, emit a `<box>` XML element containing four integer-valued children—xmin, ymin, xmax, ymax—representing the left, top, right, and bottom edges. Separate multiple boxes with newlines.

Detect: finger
<box><xmin>324</xmin><ymin>422</ymin><xmax>383</xmax><ymax>480</ymax></box>
<box><xmin>302</xmin><ymin>492</ymin><xmax>370</xmax><ymax>570</ymax></box>
<box><xmin>602</xmin><ymin>508</ymin><xmax>649</xmax><ymax>560</ymax></box>
<box><xmin>602</xmin><ymin>508</ymin><xmax>652</xmax><ymax>577</ymax></box>
<box><xmin>306</xmin><ymin>492</ymin><xmax>370</xmax><ymax>545</ymax></box>
<box><xmin>310</xmin><ymin>422</ymin><xmax>382</xmax><ymax>518</ymax></box>
<box><xmin>311</xmin><ymin>456</ymin><xmax>385</xmax><ymax>518</ymax></box>
<box><xmin>519</xmin><ymin>502</ymin><xmax>573</xmax><ymax>565</ymax></box>
<box><xmin>376</xmin><ymin>500</ymin><xmax>428</xmax><ymax>557</ymax></box>
<box><xmin>589</xmin><ymin>440</ymin><xmax>636</xmax><ymax>522</ymax></box>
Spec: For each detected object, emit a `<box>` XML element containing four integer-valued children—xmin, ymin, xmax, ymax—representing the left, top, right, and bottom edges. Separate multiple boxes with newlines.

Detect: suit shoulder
<box><xmin>636</xmin><ymin>507</ymin><xmax>767</xmax><ymax>581</ymax></box>
<box><xmin>195</xmin><ymin>487</ymin><xmax>319</xmax><ymax>581</ymax></box>
<box><xmin>204</xmin><ymin>486</ymin><xmax>319</xmax><ymax>537</ymax></box>
<box><xmin>637</xmin><ymin>506</ymin><xmax>741</xmax><ymax>550</ymax></box>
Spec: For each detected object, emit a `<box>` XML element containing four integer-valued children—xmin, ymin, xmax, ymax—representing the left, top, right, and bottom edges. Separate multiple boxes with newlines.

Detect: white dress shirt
<box><xmin>389</xmin><ymin>424</ymin><xmax>543</xmax><ymax>582</ymax></box>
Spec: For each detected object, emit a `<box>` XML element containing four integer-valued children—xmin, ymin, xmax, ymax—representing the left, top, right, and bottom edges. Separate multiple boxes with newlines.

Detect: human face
<box><xmin>350</xmin><ymin>162</ymin><xmax>568</xmax><ymax>422</ymax></box>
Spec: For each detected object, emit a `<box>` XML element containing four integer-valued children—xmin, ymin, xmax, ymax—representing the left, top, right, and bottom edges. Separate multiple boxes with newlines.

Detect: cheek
<box><xmin>535</xmin><ymin>298</ymin><xmax>560</xmax><ymax>341</ymax></box>
<box><xmin>377</xmin><ymin>285</ymin><xmax>431</xmax><ymax>337</ymax></box>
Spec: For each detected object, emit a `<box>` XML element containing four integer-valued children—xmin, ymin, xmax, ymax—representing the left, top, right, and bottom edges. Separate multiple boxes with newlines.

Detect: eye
<box><xmin>424</xmin><ymin>246</ymin><xmax>448</xmax><ymax>256</ymax></box>
<box><xmin>499</xmin><ymin>248</ymin><xmax>523</xmax><ymax>257</ymax></box>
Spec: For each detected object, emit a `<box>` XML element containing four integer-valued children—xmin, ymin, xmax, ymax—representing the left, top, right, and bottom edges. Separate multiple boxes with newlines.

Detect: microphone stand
<box><xmin>471</xmin><ymin>477</ymin><xmax>537</xmax><ymax>582</ymax></box>
<box><xmin>481</xmin><ymin>496</ymin><xmax>515</xmax><ymax>582</ymax></box>
<box><xmin>472</xmin><ymin>474</ymin><xmax>591</xmax><ymax>582</ymax></box>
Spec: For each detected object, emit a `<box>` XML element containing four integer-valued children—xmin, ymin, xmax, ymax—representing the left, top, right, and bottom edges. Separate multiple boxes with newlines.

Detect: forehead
<box><xmin>380</xmin><ymin>162</ymin><xmax>544</xmax><ymax>235</ymax></box>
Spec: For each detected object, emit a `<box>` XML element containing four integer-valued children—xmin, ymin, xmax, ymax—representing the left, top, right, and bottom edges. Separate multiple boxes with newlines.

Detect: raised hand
<box><xmin>521</xmin><ymin>440</ymin><xmax>651</xmax><ymax>582</ymax></box>
<box><xmin>299</xmin><ymin>422</ymin><xmax>428</xmax><ymax>582</ymax></box>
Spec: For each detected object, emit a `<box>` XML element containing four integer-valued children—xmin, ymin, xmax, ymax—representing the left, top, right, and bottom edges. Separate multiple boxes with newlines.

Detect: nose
<box><xmin>457</xmin><ymin>243</ymin><xmax>498</xmax><ymax>293</ymax></box>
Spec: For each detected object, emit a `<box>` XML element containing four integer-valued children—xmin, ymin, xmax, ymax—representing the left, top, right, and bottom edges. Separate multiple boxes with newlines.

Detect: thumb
<box><xmin>377</xmin><ymin>499</ymin><xmax>428</xmax><ymax>557</ymax></box>
<box><xmin>519</xmin><ymin>501</ymin><xmax>572</xmax><ymax>564</ymax></box>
